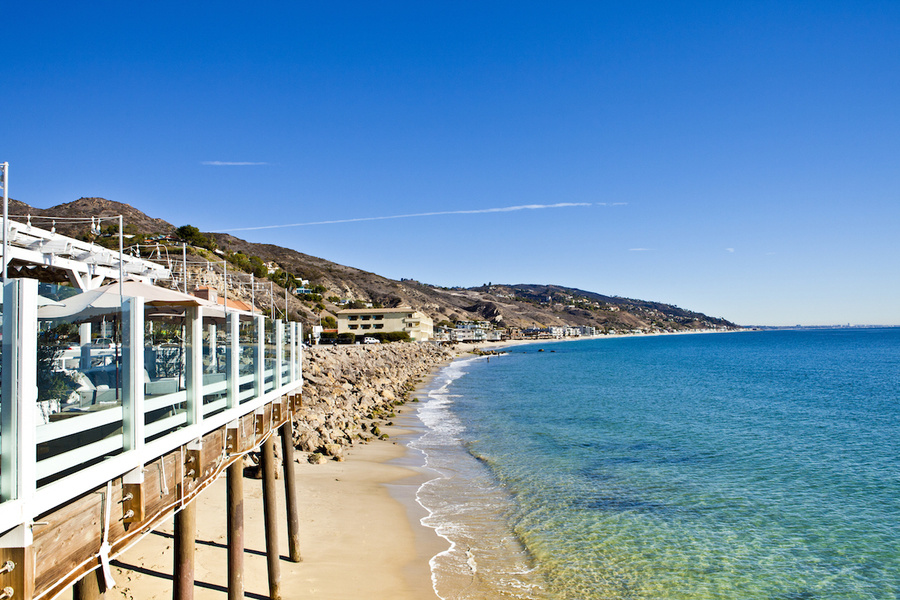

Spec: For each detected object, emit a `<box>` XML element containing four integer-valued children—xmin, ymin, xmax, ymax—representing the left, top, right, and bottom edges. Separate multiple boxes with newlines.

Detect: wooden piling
<box><xmin>279</xmin><ymin>420</ymin><xmax>302</xmax><ymax>563</ymax></box>
<box><xmin>226</xmin><ymin>460</ymin><xmax>244</xmax><ymax>600</ymax></box>
<box><xmin>72</xmin><ymin>569</ymin><xmax>104</xmax><ymax>600</ymax></box>
<box><xmin>173</xmin><ymin>499</ymin><xmax>196</xmax><ymax>600</ymax></box>
<box><xmin>261</xmin><ymin>435</ymin><xmax>281</xmax><ymax>600</ymax></box>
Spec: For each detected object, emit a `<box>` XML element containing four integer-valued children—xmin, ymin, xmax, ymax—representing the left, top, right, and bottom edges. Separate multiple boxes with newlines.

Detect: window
<box><xmin>362</xmin><ymin>324</ymin><xmax>371</xmax><ymax>330</ymax></box>
<box><xmin>374</xmin><ymin>315</ymin><xmax>383</xmax><ymax>320</ymax></box>
<box><xmin>374</xmin><ymin>324</ymin><xmax>383</xmax><ymax>329</ymax></box>
<box><xmin>361</xmin><ymin>315</ymin><xmax>371</xmax><ymax>321</ymax></box>
<box><xmin>349</xmin><ymin>325</ymin><xmax>358</xmax><ymax>330</ymax></box>
<box><xmin>349</xmin><ymin>315</ymin><xmax>358</xmax><ymax>321</ymax></box>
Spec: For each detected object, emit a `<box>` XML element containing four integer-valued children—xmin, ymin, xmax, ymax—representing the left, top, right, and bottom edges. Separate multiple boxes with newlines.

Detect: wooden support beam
<box><xmin>272</xmin><ymin>401</ymin><xmax>283</xmax><ymax>425</ymax></box>
<box><xmin>260</xmin><ymin>436</ymin><xmax>281</xmax><ymax>600</ymax></box>
<box><xmin>173</xmin><ymin>500</ymin><xmax>196</xmax><ymax>600</ymax></box>
<box><xmin>185</xmin><ymin>448</ymin><xmax>202</xmax><ymax>480</ymax></box>
<box><xmin>225</xmin><ymin>426</ymin><xmax>241</xmax><ymax>454</ymax></box>
<box><xmin>279</xmin><ymin>421</ymin><xmax>302</xmax><ymax>563</ymax></box>
<box><xmin>122</xmin><ymin>483</ymin><xmax>145</xmax><ymax>524</ymax></box>
<box><xmin>72</xmin><ymin>569</ymin><xmax>104</xmax><ymax>600</ymax></box>
<box><xmin>0</xmin><ymin>544</ymin><xmax>34</xmax><ymax>600</ymax></box>
<box><xmin>226</xmin><ymin>461</ymin><xmax>244</xmax><ymax>600</ymax></box>
<box><xmin>255</xmin><ymin>412</ymin><xmax>266</xmax><ymax>439</ymax></box>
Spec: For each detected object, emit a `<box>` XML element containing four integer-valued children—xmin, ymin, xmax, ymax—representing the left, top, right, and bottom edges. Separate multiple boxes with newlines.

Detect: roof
<box><xmin>336</xmin><ymin>306</ymin><xmax>418</xmax><ymax>315</ymax></box>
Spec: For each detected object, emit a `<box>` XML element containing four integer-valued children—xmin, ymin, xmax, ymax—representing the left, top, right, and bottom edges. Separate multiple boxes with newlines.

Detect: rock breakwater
<box><xmin>294</xmin><ymin>343</ymin><xmax>452</xmax><ymax>461</ymax></box>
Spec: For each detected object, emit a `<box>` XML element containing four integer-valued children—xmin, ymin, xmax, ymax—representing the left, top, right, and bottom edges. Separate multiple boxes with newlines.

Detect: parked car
<box><xmin>363</xmin><ymin>337</ymin><xmax>380</xmax><ymax>344</ymax></box>
<box><xmin>92</xmin><ymin>337</ymin><xmax>115</xmax><ymax>348</ymax></box>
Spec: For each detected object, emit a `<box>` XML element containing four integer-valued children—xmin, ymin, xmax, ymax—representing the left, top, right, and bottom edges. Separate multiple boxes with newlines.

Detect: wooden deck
<box><xmin>0</xmin><ymin>278</ymin><xmax>304</xmax><ymax>600</ymax></box>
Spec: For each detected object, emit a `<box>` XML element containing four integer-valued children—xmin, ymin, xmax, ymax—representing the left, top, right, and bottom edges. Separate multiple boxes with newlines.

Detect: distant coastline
<box><xmin>747</xmin><ymin>324</ymin><xmax>900</xmax><ymax>330</ymax></box>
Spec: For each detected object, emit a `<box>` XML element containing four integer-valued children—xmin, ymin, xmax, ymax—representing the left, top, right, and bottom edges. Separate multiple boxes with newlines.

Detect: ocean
<box><xmin>410</xmin><ymin>329</ymin><xmax>900</xmax><ymax>600</ymax></box>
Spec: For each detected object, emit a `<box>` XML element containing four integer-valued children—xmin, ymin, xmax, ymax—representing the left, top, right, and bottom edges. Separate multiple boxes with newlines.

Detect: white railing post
<box><xmin>1</xmin><ymin>281</ymin><xmax>20</xmax><ymax>502</ymax></box>
<box><xmin>187</xmin><ymin>306</ymin><xmax>203</xmax><ymax>425</ymax></box>
<box><xmin>226</xmin><ymin>312</ymin><xmax>239</xmax><ymax>408</ymax></box>
<box><xmin>275</xmin><ymin>320</ymin><xmax>284</xmax><ymax>389</ymax></box>
<box><xmin>17</xmin><ymin>279</ymin><xmax>36</xmax><ymax>506</ymax></box>
<box><xmin>0</xmin><ymin>280</ymin><xmax>37</xmax><ymax>505</ymax></box>
<box><xmin>122</xmin><ymin>297</ymin><xmax>145</xmax><ymax>451</ymax></box>
<box><xmin>255</xmin><ymin>315</ymin><xmax>265</xmax><ymax>397</ymax></box>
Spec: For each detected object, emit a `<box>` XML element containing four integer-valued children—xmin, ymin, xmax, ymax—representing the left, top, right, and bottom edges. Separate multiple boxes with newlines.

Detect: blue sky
<box><xmin>3</xmin><ymin>2</ymin><xmax>898</xmax><ymax>326</ymax></box>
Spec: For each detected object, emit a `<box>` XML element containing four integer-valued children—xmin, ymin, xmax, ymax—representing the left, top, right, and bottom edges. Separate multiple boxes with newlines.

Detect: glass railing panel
<box><xmin>0</xmin><ymin>292</ymin><xmax>4</xmax><ymax>494</ymax></box>
<box><xmin>35</xmin><ymin>284</ymin><xmax>125</xmax><ymax>487</ymax></box>
<box><xmin>295</xmin><ymin>323</ymin><xmax>303</xmax><ymax>383</ymax></box>
<box><xmin>238</xmin><ymin>317</ymin><xmax>257</xmax><ymax>403</ymax></box>
<box><xmin>202</xmin><ymin>313</ymin><xmax>227</xmax><ymax>417</ymax></box>
<box><xmin>144</xmin><ymin>316</ymin><xmax>188</xmax><ymax>441</ymax></box>
<box><xmin>264</xmin><ymin>318</ymin><xmax>276</xmax><ymax>393</ymax></box>
<box><xmin>282</xmin><ymin>321</ymin><xmax>292</xmax><ymax>384</ymax></box>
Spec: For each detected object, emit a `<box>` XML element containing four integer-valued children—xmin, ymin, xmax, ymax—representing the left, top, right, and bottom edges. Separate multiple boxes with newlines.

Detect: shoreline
<box><xmin>387</xmin><ymin>329</ymin><xmax>742</xmax><ymax>600</ymax></box>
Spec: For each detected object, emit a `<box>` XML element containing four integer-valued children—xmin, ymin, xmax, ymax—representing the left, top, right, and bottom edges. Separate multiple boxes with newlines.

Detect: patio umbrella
<box><xmin>38</xmin><ymin>281</ymin><xmax>214</xmax><ymax>322</ymax></box>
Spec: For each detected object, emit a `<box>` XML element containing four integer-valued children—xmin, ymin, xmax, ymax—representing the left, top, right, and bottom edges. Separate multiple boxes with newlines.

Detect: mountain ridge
<box><xmin>6</xmin><ymin>196</ymin><xmax>741</xmax><ymax>333</ymax></box>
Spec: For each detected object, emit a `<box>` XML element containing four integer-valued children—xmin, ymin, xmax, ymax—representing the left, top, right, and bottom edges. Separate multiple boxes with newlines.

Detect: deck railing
<box><xmin>0</xmin><ymin>278</ymin><xmax>303</xmax><ymax>533</ymax></box>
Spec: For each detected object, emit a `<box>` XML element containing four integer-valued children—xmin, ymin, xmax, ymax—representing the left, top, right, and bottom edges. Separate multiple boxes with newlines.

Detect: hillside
<box><xmin>7</xmin><ymin>197</ymin><xmax>741</xmax><ymax>333</ymax></box>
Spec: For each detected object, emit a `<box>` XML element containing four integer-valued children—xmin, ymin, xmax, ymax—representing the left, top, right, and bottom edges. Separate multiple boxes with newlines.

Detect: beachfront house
<box><xmin>336</xmin><ymin>306</ymin><xmax>434</xmax><ymax>341</ymax></box>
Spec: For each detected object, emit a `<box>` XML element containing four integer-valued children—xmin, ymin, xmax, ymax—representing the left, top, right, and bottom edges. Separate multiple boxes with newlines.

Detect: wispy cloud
<box><xmin>221</xmin><ymin>202</ymin><xmax>598</xmax><ymax>232</ymax></box>
<box><xmin>201</xmin><ymin>161</ymin><xmax>269</xmax><ymax>166</ymax></box>
<box><xmin>629</xmin><ymin>248</ymin><xmax>651</xmax><ymax>252</ymax></box>
<box><xmin>726</xmin><ymin>248</ymin><xmax>735</xmax><ymax>253</ymax></box>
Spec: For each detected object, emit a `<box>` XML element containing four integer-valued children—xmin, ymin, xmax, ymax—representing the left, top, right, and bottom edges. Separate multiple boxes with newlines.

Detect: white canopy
<box><xmin>38</xmin><ymin>281</ymin><xmax>224</xmax><ymax>322</ymax></box>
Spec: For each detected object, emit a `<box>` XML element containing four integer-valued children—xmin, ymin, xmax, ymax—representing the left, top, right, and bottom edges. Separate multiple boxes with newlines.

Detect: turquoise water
<box><xmin>413</xmin><ymin>330</ymin><xmax>900</xmax><ymax>600</ymax></box>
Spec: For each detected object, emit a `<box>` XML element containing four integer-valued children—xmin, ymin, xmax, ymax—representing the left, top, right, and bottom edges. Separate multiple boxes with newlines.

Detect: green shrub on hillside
<box><xmin>175</xmin><ymin>225</ymin><xmax>217</xmax><ymax>251</ymax></box>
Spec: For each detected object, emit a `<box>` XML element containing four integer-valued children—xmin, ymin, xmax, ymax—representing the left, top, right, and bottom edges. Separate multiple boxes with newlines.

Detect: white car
<box><xmin>363</xmin><ymin>337</ymin><xmax>380</xmax><ymax>344</ymax></box>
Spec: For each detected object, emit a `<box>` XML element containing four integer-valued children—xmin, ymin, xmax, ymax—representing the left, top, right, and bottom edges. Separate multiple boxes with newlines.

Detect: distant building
<box><xmin>336</xmin><ymin>306</ymin><xmax>434</xmax><ymax>341</ymax></box>
<box><xmin>455</xmin><ymin>320</ymin><xmax>492</xmax><ymax>331</ymax></box>
<box><xmin>450</xmin><ymin>328</ymin><xmax>486</xmax><ymax>342</ymax></box>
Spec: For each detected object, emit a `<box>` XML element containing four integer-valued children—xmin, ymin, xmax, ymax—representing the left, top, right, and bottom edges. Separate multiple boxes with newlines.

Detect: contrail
<box><xmin>220</xmin><ymin>202</ymin><xmax>597</xmax><ymax>232</ymax></box>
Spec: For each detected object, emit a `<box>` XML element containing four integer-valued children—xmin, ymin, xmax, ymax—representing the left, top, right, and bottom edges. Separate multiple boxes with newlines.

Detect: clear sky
<box><xmin>3</xmin><ymin>2</ymin><xmax>898</xmax><ymax>326</ymax></box>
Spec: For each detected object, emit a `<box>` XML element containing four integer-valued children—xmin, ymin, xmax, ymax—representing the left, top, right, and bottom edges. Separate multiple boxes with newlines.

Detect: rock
<box><xmin>294</xmin><ymin>343</ymin><xmax>451</xmax><ymax>458</ymax></box>
<box><xmin>304</xmin><ymin>373</ymin><xmax>330</xmax><ymax>386</ymax></box>
<box><xmin>307</xmin><ymin>452</ymin><xmax>328</xmax><ymax>465</ymax></box>
<box><xmin>322</xmin><ymin>443</ymin><xmax>344</xmax><ymax>458</ymax></box>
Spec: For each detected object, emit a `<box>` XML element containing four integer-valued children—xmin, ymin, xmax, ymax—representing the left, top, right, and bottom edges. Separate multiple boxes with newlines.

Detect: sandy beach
<box><xmin>99</xmin><ymin>369</ymin><xmax>450</xmax><ymax>600</ymax></box>
<box><xmin>102</xmin><ymin>435</ymin><xmax>443</xmax><ymax>600</ymax></box>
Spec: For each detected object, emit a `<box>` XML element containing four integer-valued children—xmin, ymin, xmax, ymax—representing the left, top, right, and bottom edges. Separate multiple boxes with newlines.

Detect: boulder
<box><xmin>307</xmin><ymin>452</ymin><xmax>328</xmax><ymax>465</ymax></box>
